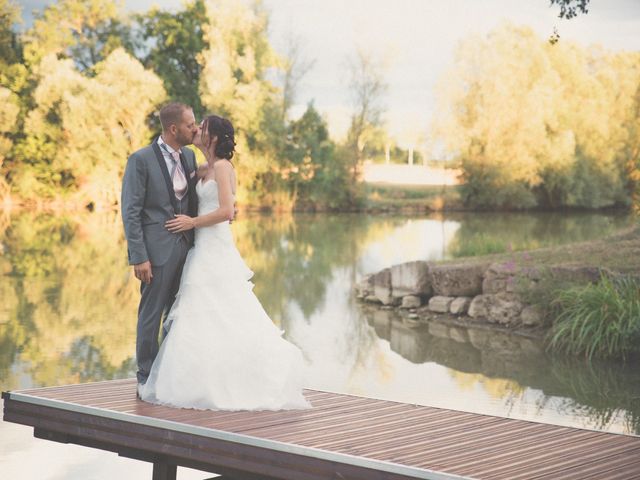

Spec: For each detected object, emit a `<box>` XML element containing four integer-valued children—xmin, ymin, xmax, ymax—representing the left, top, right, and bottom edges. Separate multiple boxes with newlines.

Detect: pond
<box><xmin>0</xmin><ymin>209</ymin><xmax>638</xmax><ymax>479</ymax></box>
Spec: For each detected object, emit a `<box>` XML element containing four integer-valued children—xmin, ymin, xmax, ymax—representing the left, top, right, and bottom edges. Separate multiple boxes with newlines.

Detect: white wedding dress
<box><xmin>138</xmin><ymin>179</ymin><xmax>310</xmax><ymax>410</ymax></box>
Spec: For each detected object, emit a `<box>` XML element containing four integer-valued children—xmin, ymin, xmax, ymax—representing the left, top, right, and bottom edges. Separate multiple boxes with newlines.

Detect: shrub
<box><xmin>547</xmin><ymin>276</ymin><xmax>640</xmax><ymax>360</ymax></box>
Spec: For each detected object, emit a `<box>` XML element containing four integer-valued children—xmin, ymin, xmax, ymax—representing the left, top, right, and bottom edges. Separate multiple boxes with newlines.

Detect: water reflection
<box><xmin>358</xmin><ymin>307</ymin><xmax>640</xmax><ymax>434</ymax></box>
<box><xmin>446</xmin><ymin>211</ymin><xmax>631</xmax><ymax>257</ymax></box>
<box><xmin>0</xmin><ymin>209</ymin><xmax>637</xmax><ymax>436</ymax></box>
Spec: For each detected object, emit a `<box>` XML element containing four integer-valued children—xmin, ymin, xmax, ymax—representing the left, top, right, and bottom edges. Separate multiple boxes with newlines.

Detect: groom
<box><xmin>121</xmin><ymin>102</ymin><xmax>199</xmax><ymax>390</ymax></box>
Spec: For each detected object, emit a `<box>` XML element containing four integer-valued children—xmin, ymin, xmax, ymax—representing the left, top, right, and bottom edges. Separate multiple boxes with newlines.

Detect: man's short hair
<box><xmin>159</xmin><ymin>102</ymin><xmax>191</xmax><ymax>131</ymax></box>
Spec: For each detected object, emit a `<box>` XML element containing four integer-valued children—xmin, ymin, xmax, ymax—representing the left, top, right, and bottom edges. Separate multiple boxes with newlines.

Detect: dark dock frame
<box><xmin>3</xmin><ymin>378</ymin><xmax>640</xmax><ymax>479</ymax></box>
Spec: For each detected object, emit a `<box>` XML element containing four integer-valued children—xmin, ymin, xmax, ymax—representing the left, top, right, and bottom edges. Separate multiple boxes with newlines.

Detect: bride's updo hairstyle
<box><xmin>203</xmin><ymin>115</ymin><xmax>236</xmax><ymax>160</ymax></box>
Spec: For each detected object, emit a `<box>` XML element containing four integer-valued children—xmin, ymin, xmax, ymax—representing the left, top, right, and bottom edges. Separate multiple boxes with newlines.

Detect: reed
<box><xmin>547</xmin><ymin>276</ymin><xmax>640</xmax><ymax>360</ymax></box>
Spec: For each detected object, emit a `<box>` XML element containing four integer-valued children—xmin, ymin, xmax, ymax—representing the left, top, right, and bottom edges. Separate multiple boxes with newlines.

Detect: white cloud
<box><xmin>264</xmin><ymin>0</ymin><xmax>640</xmax><ymax>143</ymax></box>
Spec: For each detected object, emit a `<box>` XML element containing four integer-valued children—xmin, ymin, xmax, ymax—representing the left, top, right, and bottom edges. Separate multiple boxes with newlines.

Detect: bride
<box><xmin>138</xmin><ymin>115</ymin><xmax>310</xmax><ymax>411</ymax></box>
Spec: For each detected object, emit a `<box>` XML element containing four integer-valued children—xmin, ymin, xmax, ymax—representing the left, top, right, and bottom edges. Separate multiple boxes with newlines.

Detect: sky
<box><xmin>18</xmin><ymin>0</ymin><xmax>640</xmax><ymax>144</ymax></box>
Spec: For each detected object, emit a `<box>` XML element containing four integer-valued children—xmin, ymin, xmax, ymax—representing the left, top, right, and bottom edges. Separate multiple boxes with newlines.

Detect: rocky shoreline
<box><xmin>355</xmin><ymin>259</ymin><xmax>610</xmax><ymax>331</ymax></box>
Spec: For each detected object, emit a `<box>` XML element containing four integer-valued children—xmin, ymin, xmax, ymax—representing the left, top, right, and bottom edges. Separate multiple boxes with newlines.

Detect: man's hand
<box><xmin>134</xmin><ymin>261</ymin><xmax>153</xmax><ymax>284</ymax></box>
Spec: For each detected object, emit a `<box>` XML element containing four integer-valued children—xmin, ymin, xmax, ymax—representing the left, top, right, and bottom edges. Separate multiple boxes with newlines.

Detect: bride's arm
<box><xmin>194</xmin><ymin>161</ymin><xmax>235</xmax><ymax>228</ymax></box>
<box><xmin>165</xmin><ymin>161</ymin><xmax>234</xmax><ymax>233</ymax></box>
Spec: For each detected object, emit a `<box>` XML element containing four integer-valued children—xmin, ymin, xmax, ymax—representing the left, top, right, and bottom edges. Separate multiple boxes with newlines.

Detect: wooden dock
<box><xmin>3</xmin><ymin>378</ymin><xmax>640</xmax><ymax>479</ymax></box>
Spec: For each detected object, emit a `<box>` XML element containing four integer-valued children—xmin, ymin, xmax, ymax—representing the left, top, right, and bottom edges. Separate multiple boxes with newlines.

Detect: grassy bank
<box><xmin>364</xmin><ymin>183</ymin><xmax>464</xmax><ymax>212</ymax></box>
<box><xmin>440</xmin><ymin>224</ymin><xmax>640</xmax><ymax>274</ymax></box>
<box><xmin>440</xmin><ymin>224</ymin><xmax>640</xmax><ymax>360</ymax></box>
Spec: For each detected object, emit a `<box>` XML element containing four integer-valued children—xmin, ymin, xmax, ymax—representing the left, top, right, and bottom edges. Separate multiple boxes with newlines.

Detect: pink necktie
<box><xmin>171</xmin><ymin>151</ymin><xmax>188</xmax><ymax>200</ymax></box>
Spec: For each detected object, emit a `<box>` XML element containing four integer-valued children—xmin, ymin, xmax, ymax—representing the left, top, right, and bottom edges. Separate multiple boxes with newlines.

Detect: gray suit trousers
<box><xmin>136</xmin><ymin>236</ymin><xmax>190</xmax><ymax>384</ymax></box>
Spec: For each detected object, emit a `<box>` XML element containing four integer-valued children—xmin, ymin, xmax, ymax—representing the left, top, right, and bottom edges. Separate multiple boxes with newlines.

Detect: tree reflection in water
<box><xmin>1</xmin><ymin>212</ymin><xmax>139</xmax><ymax>389</ymax></box>
<box><xmin>0</xmin><ymin>210</ymin><xmax>637</xmax><ymax>435</ymax></box>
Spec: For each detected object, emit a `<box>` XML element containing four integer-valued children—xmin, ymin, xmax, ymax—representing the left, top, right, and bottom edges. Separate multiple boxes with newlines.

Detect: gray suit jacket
<box><xmin>121</xmin><ymin>138</ymin><xmax>199</xmax><ymax>267</ymax></box>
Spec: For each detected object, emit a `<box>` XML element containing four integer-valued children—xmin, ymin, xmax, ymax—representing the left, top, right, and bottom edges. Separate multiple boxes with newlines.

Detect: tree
<box><xmin>0</xmin><ymin>0</ymin><xmax>21</xmax><ymax>65</ymax></box>
<box><xmin>284</xmin><ymin>102</ymin><xmax>349</xmax><ymax>209</ymax></box>
<box><xmin>277</xmin><ymin>31</ymin><xmax>315</xmax><ymax>122</ymax></box>
<box><xmin>13</xmin><ymin>49</ymin><xmax>165</xmax><ymax>208</ymax></box>
<box><xmin>24</xmin><ymin>0</ymin><xmax>135</xmax><ymax>71</ymax></box>
<box><xmin>546</xmin><ymin>0</ymin><xmax>640</xmax><ymax>214</ymax></box>
<box><xmin>344</xmin><ymin>48</ymin><xmax>387</xmax><ymax>203</ymax></box>
<box><xmin>0</xmin><ymin>0</ymin><xmax>25</xmax><ymax>204</ymax></box>
<box><xmin>433</xmin><ymin>22</ymin><xmax>638</xmax><ymax>209</ymax></box>
<box><xmin>135</xmin><ymin>0</ymin><xmax>207</xmax><ymax>119</ymax></box>
<box><xmin>198</xmin><ymin>0</ymin><xmax>282</xmax><ymax>207</ymax></box>
<box><xmin>550</xmin><ymin>0</ymin><xmax>590</xmax><ymax>19</ymax></box>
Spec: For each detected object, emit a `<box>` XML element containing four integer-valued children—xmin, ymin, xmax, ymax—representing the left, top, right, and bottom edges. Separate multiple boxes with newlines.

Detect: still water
<box><xmin>1</xmin><ymin>210</ymin><xmax>638</xmax><ymax>479</ymax></box>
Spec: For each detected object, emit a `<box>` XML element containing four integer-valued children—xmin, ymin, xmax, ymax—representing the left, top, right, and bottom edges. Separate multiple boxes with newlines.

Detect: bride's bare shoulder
<box><xmin>213</xmin><ymin>159</ymin><xmax>233</xmax><ymax>174</ymax></box>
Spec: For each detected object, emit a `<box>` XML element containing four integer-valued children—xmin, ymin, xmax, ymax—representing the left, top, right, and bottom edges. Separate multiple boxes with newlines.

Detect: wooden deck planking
<box><xmin>456</xmin><ymin>435</ymin><xmax>640</xmax><ymax>479</ymax></box>
<box><xmin>4</xmin><ymin>379</ymin><xmax>640</xmax><ymax>480</ymax></box>
<box><xmin>269</xmin><ymin>413</ymin><xmax>505</xmax><ymax>451</ymax></box>
<box><xmin>344</xmin><ymin>420</ymin><xmax>551</xmax><ymax>460</ymax></box>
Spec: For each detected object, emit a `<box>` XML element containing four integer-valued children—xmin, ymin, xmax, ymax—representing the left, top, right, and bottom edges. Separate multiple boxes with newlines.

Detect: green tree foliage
<box><xmin>550</xmin><ymin>0</ymin><xmax>590</xmax><ymax>19</ymax></box>
<box><xmin>198</xmin><ymin>0</ymin><xmax>283</xmax><ymax>207</ymax></box>
<box><xmin>24</xmin><ymin>0</ymin><xmax>135</xmax><ymax>71</ymax></box>
<box><xmin>13</xmin><ymin>50</ymin><xmax>165</xmax><ymax>207</ymax></box>
<box><xmin>433</xmin><ymin>23</ymin><xmax>640</xmax><ymax>210</ymax></box>
<box><xmin>2</xmin><ymin>0</ymin><xmax>356</xmax><ymax>211</ymax></box>
<box><xmin>135</xmin><ymin>0</ymin><xmax>207</xmax><ymax>120</ymax></box>
<box><xmin>284</xmin><ymin>103</ymin><xmax>349</xmax><ymax>210</ymax></box>
<box><xmin>0</xmin><ymin>0</ymin><xmax>25</xmax><ymax>202</ymax></box>
<box><xmin>0</xmin><ymin>0</ymin><xmax>20</xmax><ymax>65</ymax></box>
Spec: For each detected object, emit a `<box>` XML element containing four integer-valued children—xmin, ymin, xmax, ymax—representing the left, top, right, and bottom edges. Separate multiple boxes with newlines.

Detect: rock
<box><xmin>483</xmin><ymin>262</ymin><xmax>542</xmax><ymax>294</ymax></box>
<box><xmin>408</xmin><ymin>313</ymin><xmax>419</xmax><ymax>320</ymax></box>
<box><xmin>469</xmin><ymin>293</ymin><xmax>523</xmax><ymax>325</ymax></box>
<box><xmin>430</xmin><ymin>263</ymin><xmax>488</xmax><ymax>297</ymax></box>
<box><xmin>391</xmin><ymin>261</ymin><xmax>432</xmax><ymax>298</ymax></box>
<box><xmin>355</xmin><ymin>274</ymin><xmax>374</xmax><ymax>297</ymax></box>
<box><xmin>450</xmin><ymin>297</ymin><xmax>471</xmax><ymax>315</ymax></box>
<box><xmin>428</xmin><ymin>295</ymin><xmax>454</xmax><ymax>313</ymax></box>
<box><xmin>521</xmin><ymin>305</ymin><xmax>544</xmax><ymax>327</ymax></box>
<box><xmin>373</xmin><ymin>268</ymin><xmax>393</xmax><ymax>305</ymax></box>
<box><xmin>364</xmin><ymin>295</ymin><xmax>381</xmax><ymax>303</ymax></box>
<box><xmin>483</xmin><ymin>263</ymin><xmax>606</xmax><ymax>295</ymax></box>
<box><xmin>486</xmin><ymin>293</ymin><xmax>524</xmax><ymax>325</ymax></box>
<box><xmin>468</xmin><ymin>295</ymin><xmax>490</xmax><ymax>319</ymax></box>
<box><xmin>483</xmin><ymin>264</ymin><xmax>512</xmax><ymax>294</ymax></box>
<box><xmin>401</xmin><ymin>295</ymin><xmax>422</xmax><ymax>309</ymax></box>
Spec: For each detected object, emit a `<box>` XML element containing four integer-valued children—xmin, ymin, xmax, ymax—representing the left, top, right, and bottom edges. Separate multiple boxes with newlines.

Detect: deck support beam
<box><xmin>152</xmin><ymin>460</ymin><xmax>177</xmax><ymax>480</ymax></box>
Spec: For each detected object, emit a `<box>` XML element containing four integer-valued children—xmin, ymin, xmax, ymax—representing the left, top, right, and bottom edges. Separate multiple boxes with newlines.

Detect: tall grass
<box><xmin>547</xmin><ymin>276</ymin><xmax>640</xmax><ymax>360</ymax></box>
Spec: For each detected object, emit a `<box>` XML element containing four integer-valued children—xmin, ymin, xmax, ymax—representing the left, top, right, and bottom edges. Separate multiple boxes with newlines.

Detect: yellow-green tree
<box><xmin>198</xmin><ymin>0</ymin><xmax>280</xmax><ymax>206</ymax></box>
<box><xmin>14</xmin><ymin>49</ymin><xmax>165</xmax><ymax>208</ymax></box>
<box><xmin>0</xmin><ymin>0</ymin><xmax>25</xmax><ymax>204</ymax></box>
<box><xmin>433</xmin><ymin>23</ymin><xmax>639</xmax><ymax>209</ymax></box>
